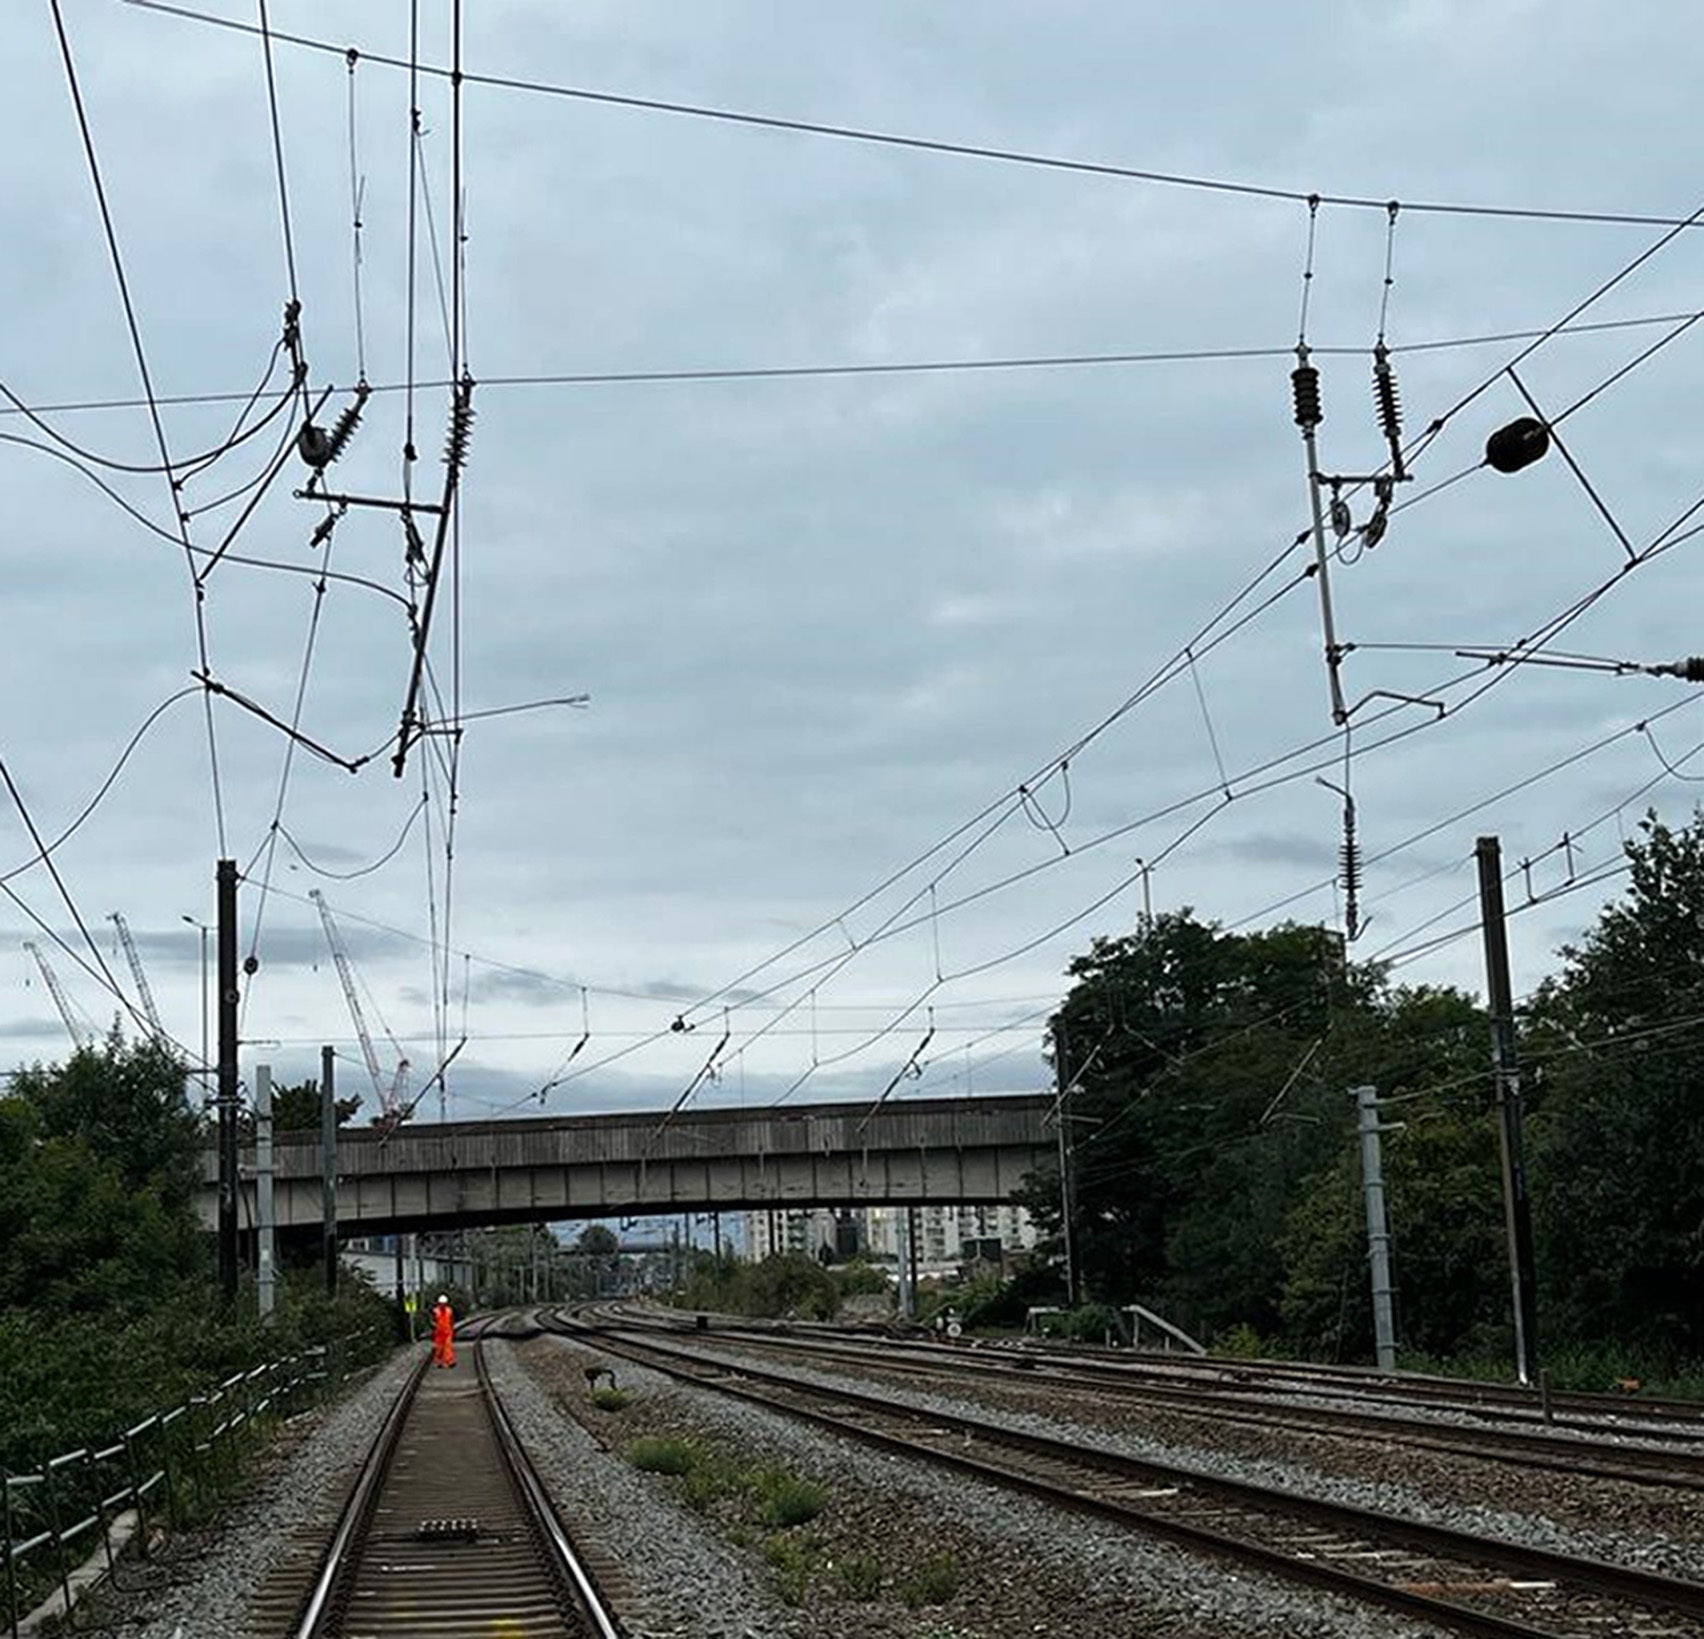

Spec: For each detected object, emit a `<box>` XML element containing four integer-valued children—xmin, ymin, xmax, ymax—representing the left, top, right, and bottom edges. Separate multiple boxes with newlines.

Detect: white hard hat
<box><xmin>437</xmin><ymin>1294</ymin><xmax>448</xmax><ymax>1304</ymax></box>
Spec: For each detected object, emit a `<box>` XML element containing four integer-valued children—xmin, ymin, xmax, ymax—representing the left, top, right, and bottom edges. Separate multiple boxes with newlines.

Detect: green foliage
<box><xmin>763</xmin><ymin>1532</ymin><xmax>816</xmax><ymax>1605</ymax></box>
<box><xmin>1062</xmin><ymin>1302</ymin><xmax>1120</xmax><ymax>1343</ymax></box>
<box><xmin>750</xmin><ymin>1468</ymin><xmax>828</xmax><ymax>1527</ymax></box>
<box><xmin>0</xmin><ymin>1040</ymin><xmax>393</xmax><ymax>1470</ymax></box>
<box><xmin>1017</xmin><ymin>914</ymin><xmax>1512</xmax><ymax>1364</ymax></box>
<box><xmin>834</xmin><ymin>1552</ymin><xmax>884</xmax><ymax>1601</ymax></box>
<box><xmin>959</xmin><ymin>1266</ymin><xmax>1064</xmax><ymax>1331</ymax></box>
<box><xmin>900</xmin><ymin>1552</ymin><xmax>961</xmax><ymax>1608</ymax></box>
<box><xmin>673</xmin><ymin>1251</ymin><xmax>878</xmax><ymax>1321</ymax></box>
<box><xmin>681</xmin><ymin>1450</ymin><xmax>741</xmax><ymax>1512</ymax></box>
<box><xmin>1523</xmin><ymin>812</ymin><xmax>1704</xmax><ymax>1364</ymax></box>
<box><xmin>590</xmin><ymin>1386</ymin><xmax>631</xmax><ymax>1411</ymax></box>
<box><xmin>0</xmin><ymin>1037</ymin><xmax>205</xmax><ymax>1315</ymax></box>
<box><xmin>1214</xmin><ymin>1322</ymin><xmax>1267</xmax><ymax>1358</ymax></box>
<box><xmin>268</xmin><ymin>1078</ymin><xmax>362</xmax><ymax>1131</ymax></box>
<box><xmin>626</xmin><ymin>1436</ymin><xmax>697</xmax><ymax>1475</ymax></box>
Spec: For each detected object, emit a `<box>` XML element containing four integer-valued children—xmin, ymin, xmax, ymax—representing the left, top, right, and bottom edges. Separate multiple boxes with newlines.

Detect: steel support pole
<box><xmin>256</xmin><ymin>1064</ymin><xmax>276</xmax><ymax>1320</ymax></box>
<box><xmin>216</xmin><ymin>859</ymin><xmax>239</xmax><ymax>1302</ymax></box>
<box><xmin>1475</xmin><ymin>835</ymin><xmax>1541</xmax><ymax>1386</ymax></box>
<box><xmin>896</xmin><ymin>1205</ymin><xmax>915</xmax><ymax>1320</ymax></box>
<box><xmin>320</xmin><ymin>1045</ymin><xmax>338</xmax><ymax>1297</ymax></box>
<box><xmin>1353</xmin><ymin>1085</ymin><xmax>1398</xmax><ymax>1369</ymax></box>
<box><xmin>1053</xmin><ymin>1021</ymin><xmax>1079</xmax><ymax>1309</ymax></box>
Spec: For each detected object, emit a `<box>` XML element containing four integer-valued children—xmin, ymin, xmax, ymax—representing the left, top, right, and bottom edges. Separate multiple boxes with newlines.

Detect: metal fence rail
<box><xmin>2</xmin><ymin>1328</ymin><xmax>390</xmax><ymax>1635</ymax></box>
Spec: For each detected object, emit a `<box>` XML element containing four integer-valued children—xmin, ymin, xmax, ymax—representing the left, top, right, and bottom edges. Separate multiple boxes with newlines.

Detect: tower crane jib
<box><xmin>308</xmin><ymin>890</ymin><xmax>407</xmax><ymax>1124</ymax></box>
<box><xmin>23</xmin><ymin>941</ymin><xmax>91</xmax><ymax>1049</ymax></box>
<box><xmin>109</xmin><ymin>913</ymin><xmax>164</xmax><ymax>1038</ymax></box>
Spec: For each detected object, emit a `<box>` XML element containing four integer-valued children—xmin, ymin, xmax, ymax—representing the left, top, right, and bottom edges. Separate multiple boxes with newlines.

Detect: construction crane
<box><xmin>23</xmin><ymin>941</ymin><xmax>92</xmax><ymax>1049</ymax></box>
<box><xmin>109</xmin><ymin>913</ymin><xmax>164</xmax><ymax>1039</ymax></box>
<box><xmin>308</xmin><ymin>889</ymin><xmax>410</xmax><ymax>1126</ymax></box>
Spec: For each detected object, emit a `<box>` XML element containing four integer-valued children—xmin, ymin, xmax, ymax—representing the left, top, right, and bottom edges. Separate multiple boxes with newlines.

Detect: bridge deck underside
<box><xmin>205</xmin><ymin>1097</ymin><xmax>1053</xmax><ymax>1235</ymax></box>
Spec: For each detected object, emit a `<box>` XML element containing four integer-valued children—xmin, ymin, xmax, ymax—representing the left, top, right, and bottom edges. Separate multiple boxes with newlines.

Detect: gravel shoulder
<box><xmin>515</xmin><ymin>1331</ymin><xmax>1450</xmax><ymax>1639</ymax></box>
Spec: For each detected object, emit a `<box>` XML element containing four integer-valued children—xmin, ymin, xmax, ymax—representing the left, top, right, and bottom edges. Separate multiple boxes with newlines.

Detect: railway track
<box><xmin>554</xmin><ymin>1312</ymin><xmax>1704</xmax><ymax>1639</ymax></box>
<box><xmin>591</xmin><ymin>1305</ymin><xmax>1704</xmax><ymax>1491</ymax></box>
<box><xmin>605</xmin><ymin>1301</ymin><xmax>1704</xmax><ymax>1444</ymax></box>
<box><xmin>248</xmin><ymin>1334</ymin><xmax>622</xmax><ymax>1639</ymax></box>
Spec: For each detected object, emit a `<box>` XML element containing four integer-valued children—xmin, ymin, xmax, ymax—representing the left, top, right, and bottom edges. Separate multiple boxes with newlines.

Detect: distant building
<box><xmin>342</xmin><ymin>1232</ymin><xmax>471</xmax><ymax>1300</ymax></box>
<box><xmin>745</xmin><ymin>1203</ymin><xmax>1037</xmax><ymax>1273</ymax></box>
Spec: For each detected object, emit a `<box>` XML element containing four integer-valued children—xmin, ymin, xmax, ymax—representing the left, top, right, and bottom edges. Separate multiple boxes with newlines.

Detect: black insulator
<box><xmin>1675</xmin><ymin>656</ymin><xmax>1704</xmax><ymax>682</ymax></box>
<box><xmin>1361</xmin><ymin>506</ymin><xmax>1388</xmax><ymax>550</ymax></box>
<box><xmin>1485</xmin><ymin>416</ymin><xmax>1550</xmax><ymax>474</ymax></box>
<box><xmin>1373</xmin><ymin>358</ymin><xmax>1402</xmax><ymax>443</ymax></box>
<box><xmin>1340</xmin><ymin>837</ymin><xmax>1363</xmax><ymax>896</ymax></box>
<box><xmin>1292</xmin><ymin>364</ymin><xmax>1322</xmax><ymax>429</ymax></box>
<box><xmin>1329</xmin><ymin>495</ymin><xmax>1353</xmax><ymax>539</ymax></box>
<box><xmin>324</xmin><ymin>384</ymin><xmax>370</xmax><ymax>465</ymax></box>
<box><xmin>296</xmin><ymin>422</ymin><xmax>333</xmax><ymax>468</ymax></box>
<box><xmin>443</xmin><ymin>377</ymin><xmax>476</xmax><ymax>473</ymax></box>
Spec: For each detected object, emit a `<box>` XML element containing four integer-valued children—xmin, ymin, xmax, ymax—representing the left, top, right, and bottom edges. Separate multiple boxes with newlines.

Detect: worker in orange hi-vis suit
<box><xmin>431</xmin><ymin>1294</ymin><xmax>457</xmax><ymax>1369</ymax></box>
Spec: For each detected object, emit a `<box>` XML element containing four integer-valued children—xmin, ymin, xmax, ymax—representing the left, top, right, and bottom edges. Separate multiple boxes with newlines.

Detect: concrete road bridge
<box><xmin>197</xmin><ymin>1094</ymin><xmax>1052</xmax><ymax>1237</ymax></box>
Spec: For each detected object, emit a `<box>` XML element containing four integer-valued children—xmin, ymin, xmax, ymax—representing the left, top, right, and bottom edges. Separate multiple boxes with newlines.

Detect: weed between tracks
<box><xmin>613</xmin><ymin>1410</ymin><xmax>960</xmax><ymax>1612</ymax></box>
<box><xmin>529</xmin><ymin>1343</ymin><xmax>973</xmax><ymax>1622</ymax></box>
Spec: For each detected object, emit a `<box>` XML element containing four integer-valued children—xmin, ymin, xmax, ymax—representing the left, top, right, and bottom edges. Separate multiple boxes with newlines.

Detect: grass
<box><xmin>749</xmin><ymin>1467</ymin><xmax>828</xmax><ymax>1527</ymax></box>
<box><xmin>763</xmin><ymin>1532</ymin><xmax>818</xmax><ymax>1605</ymax></box>
<box><xmin>900</xmin><ymin>1552</ymin><xmax>961</xmax><ymax>1608</ymax></box>
<box><xmin>619</xmin><ymin>1424</ymin><xmax>978</xmax><ymax>1610</ymax></box>
<box><xmin>834</xmin><ymin>1552</ymin><xmax>884</xmax><ymax>1601</ymax></box>
<box><xmin>625</xmin><ymin>1436</ymin><xmax>697</xmax><ymax>1475</ymax></box>
<box><xmin>589</xmin><ymin>1386</ymin><xmax>632</xmax><ymax>1412</ymax></box>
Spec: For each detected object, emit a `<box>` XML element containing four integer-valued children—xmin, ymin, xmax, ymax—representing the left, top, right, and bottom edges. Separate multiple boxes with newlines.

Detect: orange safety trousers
<box><xmin>431</xmin><ymin>1306</ymin><xmax>457</xmax><ymax>1368</ymax></box>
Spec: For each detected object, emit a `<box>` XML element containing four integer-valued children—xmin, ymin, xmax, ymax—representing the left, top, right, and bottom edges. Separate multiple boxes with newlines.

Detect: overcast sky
<box><xmin>4</xmin><ymin>1</ymin><xmax>1704</xmax><ymax>1125</ymax></box>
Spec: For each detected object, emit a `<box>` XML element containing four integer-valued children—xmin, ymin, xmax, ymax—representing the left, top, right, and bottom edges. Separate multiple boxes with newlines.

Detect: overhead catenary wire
<box><xmin>119</xmin><ymin>0</ymin><xmax>1704</xmax><ymax>234</ymax></box>
<box><xmin>48</xmin><ymin>0</ymin><xmax>228</xmax><ymax>855</ymax></box>
<box><xmin>346</xmin><ymin>47</ymin><xmax>368</xmax><ymax>382</ymax></box>
<box><xmin>56</xmin><ymin>3</ymin><xmax>1704</xmax><ymax>1110</ymax></box>
<box><xmin>0</xmin><ymin>687</ymin><xmax>201</xmax><ymax>884</ymax></box>
<box><xmin>10</xmin><ymin>309</ymin><xmax>1704</xmax><ymax>421</ymax></box>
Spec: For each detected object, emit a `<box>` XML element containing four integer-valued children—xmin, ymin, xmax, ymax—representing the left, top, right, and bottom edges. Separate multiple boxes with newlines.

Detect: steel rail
<box><xmin>474</xmin><ymin>1343</ymin><xmax>621</xmax><ymax>1639</ymax></box>
<box><xmin>555</xmin><ymin>1315</ymin><xmax>1704</xmax><ymax>1639</ymax></box>
<box><xmin>291</xmin><ymin>1354</ymin><xmax>429</xmax><ymax>1637</ymax></box>
<box><xmin>603</xmin><ymin>1311</ymin><xmax>1704</xmax><ymax>1491</ymax></box>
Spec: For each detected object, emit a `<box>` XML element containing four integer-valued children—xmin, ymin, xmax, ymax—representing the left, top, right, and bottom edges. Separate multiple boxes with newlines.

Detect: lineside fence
<box><xmin>2</xmin><ymin>1326</ymin><xmax>393</xmax><ymax>1635</ymax></box>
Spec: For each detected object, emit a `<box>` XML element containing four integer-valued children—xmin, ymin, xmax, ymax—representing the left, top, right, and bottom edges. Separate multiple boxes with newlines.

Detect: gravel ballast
<box><xmin>664</xmin><ymin>1333</ymin><xmax>1704</xmax><ymax>1584</ymax></box>
<box><xmin>515</xmin><ymin>1332</ymin><xmax>1452</xmax><ymax>1639</ymax></box>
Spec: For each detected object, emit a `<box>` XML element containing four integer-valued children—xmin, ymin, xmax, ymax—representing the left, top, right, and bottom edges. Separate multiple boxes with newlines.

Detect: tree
<box><xmin>0</xmin><ymin>1038</ymin><xmax>204</xmax><ymax>1313</ymax></box>
<box><xmin>1524</xmin><ymin>811</ymin><xmax>1704</xmax><ymax>1363</ymax></box>
<box><xmin>270</xmin><ymin>1078</ymin><xmax>362</xmax><ymax>1132</ymax></box>
<box><xmin>1019</xmin><ymin>913</ymin><xmax>1374</xmax><ymax>1336</ymax></box>
<box><xmin>1019</xmin><ymin>913</ymin><xmax>1503</xmax><ymax>1357</ymax></box>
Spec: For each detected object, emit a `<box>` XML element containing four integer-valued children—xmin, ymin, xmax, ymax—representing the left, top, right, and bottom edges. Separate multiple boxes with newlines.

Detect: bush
<box><xmin>590</xmin><ymin>1386</ymin><xmax>631</xmax><ymax>1412</ymax></box>
<box><xmin>626</xmin><ymin>1437</ymin><xmax>697</xmax><ymax>1475</ymax></box>
<box><xmin>1214</xmin><ymin>1322</ymin><xmax>1266</xmax><ymax>1358</ymax></box>
<box><xmin>1063</xmin><ymin>1303</ymin><xmax>1121</xmax><ymax>1344</ymax></box>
